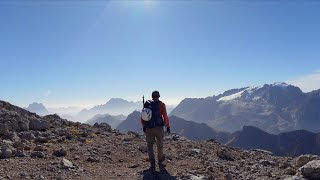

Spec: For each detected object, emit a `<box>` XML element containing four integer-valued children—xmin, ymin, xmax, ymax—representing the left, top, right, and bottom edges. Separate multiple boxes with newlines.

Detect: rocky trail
<box><xmin>1</xmin><ymin>100</ymin><xmax>320</xmax><ymax>180</ymax></box>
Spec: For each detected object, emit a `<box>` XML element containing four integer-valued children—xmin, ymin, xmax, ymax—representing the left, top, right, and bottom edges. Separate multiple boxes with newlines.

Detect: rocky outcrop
<box><xmin>0</xmin><ymin>101</ymin><xmax>50</xmax><ymax>132</ymax></box>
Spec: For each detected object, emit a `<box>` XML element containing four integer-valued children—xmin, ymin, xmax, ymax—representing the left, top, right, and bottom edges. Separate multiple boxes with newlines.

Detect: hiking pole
<box><xmin>142</xmin><ymin>95</ymin><xmax>145</xmax><ymax>134</ymax></box>
<box><xmin>142</xmin><ymin>95</ymin><xmax>145</xmax><ymax>106</ymax></box>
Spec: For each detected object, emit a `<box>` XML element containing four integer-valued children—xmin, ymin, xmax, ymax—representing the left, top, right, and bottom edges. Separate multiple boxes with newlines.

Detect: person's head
<box><xmin>152</xmin><ymin>91</ymin><xmax>160</xmax><ymax>100</ymax></box>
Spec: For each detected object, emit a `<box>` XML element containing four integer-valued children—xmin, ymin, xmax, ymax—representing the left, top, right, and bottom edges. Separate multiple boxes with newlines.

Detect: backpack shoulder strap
<box><xmin>144</xmin><ymin>100</ymin><xmax>153</xmax><ymax>108</ymax></box>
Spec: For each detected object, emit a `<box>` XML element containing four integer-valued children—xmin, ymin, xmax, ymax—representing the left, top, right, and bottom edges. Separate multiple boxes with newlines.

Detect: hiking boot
<box><xmin>158</xmin><ymin>156</ymin><xmax>166</xmax><ymax>165</ymax></box>
<box><xmin>149</xmin><ymin>159</ymin><xmax>156</xmax><ymax>171</ymax></box>
<box><xmin>158</xmin><ymin>156</ymin><xmax>167</xmax><ymax>171</ymax></box>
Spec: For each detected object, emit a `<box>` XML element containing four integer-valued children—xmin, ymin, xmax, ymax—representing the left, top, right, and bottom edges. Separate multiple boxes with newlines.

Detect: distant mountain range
<box><xmin>85</xmin><ymin>114</ymin><xmax>126</xmax><ymax>129</ymax></box>
<box><xmin>116</xmin><ymin>111</ymin><xmax>229</xmax><ymax>142</ymax></box>
<box><xmin>170</xmin><ymin>82</ymin><xmax>320</xmax><ymax>134</ymax></box>
<box><xmin>73</xmin><ymin>98</ymin><xmax>143</xmax><ymax>122</ymax></box>
<box><xmin>24</xmin><ymin>98</ymin><xmax>162</xmax><ymax>123</ymax></box>
<box><xmin>227</xmin><ymin>126</ymin><xmax>320</xmax><ymax>156</ymax></box>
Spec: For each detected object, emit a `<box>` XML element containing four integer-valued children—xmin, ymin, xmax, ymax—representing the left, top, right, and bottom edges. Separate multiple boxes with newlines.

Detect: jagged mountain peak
<box><xmin>27</xmin><ymin>102</ymin><xmax>47</xmax><ymax>109</ymax></box>
<box><xmin>25</xmin><ymin>102</ymin><xmax>49</xmax><ymax>115</ymax></box>
<box><xmin>170</xmin><ymin>82</ymin><xmax>319</xmax><ymax>134</ymax></box>
<box><xmin>107</xmin><ymin>98</ymin><xmax>131</xmax><ymax>104</ymax></box>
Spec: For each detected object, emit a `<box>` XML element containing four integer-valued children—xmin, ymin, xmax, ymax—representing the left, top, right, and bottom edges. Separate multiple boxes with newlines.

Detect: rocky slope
<box><xmin>170</xmin><ymin>83</ymin><xmax>320</xmax><ymax>134</ymax></box>
<box><xmin>1</xmin><ymin>100</ymin><xmax>320</xmax><ymax>180</ymax></box>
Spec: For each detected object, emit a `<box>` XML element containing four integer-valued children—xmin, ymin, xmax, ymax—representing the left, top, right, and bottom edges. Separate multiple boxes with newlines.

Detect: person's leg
<box><xmin>146</xmin><ymin>128</ymin><xmax>156</xmax><ymax>169</ymax></box>
<box><xmin>155</xmin><ymin>126</ymin><xmax>165</xmax><ymax>164</ymax></box>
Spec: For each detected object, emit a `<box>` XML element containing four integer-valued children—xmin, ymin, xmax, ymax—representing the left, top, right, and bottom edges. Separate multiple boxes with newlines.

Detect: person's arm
<box><xmin>141</xmin><ymin>117</ymin><xmax>145</xmax><ymax>128</ymax></box>
<box><xmin>141</xmin><ymin>117</ymin><xmax>146</xmax><ymax>132</ymax></box>
<box><xmin>161</xmin><ymin>103</ymin><xmax>170</xmax><ymax>128</ymax></box>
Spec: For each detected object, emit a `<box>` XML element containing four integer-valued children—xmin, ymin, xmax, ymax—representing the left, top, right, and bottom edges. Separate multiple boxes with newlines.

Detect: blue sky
<box><xmin>1</xmin><ymin>1</ymin><xmax>320</xmax><ymax>107</ymax></box>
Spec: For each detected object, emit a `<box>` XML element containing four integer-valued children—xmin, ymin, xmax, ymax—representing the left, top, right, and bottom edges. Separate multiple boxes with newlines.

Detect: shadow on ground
<box><xmin>142</xmin><ymin>167</ymin><xmax>177</xmax><ymax>180</ymax></box>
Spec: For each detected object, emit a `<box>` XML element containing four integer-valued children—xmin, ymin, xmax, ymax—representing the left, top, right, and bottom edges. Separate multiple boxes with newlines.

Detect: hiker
<box><xmin>141</xmin><ymin>91</ymin><xmax>170</xmax><ymax>170</ymax></box>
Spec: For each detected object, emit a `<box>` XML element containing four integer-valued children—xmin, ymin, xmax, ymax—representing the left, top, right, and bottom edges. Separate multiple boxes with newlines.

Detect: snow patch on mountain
<box><xmin>272</xmin><ymin>82</ymin><xmax>289</xmax><ymax>89</ymax></box>
<box><xmin>218</xmin><ymin>86</ymin><xmax>267</xmax><ymax>102</ymax></box>
<box><xmin>243</xmin><ymin>86</ymin><xmax>263</xmax><ymax>101</ymax></box>
<box><xmin>218</xmin><ymin>88</ymin><xmax>248</xmax><ymax>101</ymax></box>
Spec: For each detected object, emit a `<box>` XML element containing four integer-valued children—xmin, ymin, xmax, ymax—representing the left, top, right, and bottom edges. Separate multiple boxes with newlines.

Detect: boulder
<box><xmin>3</xmin><ymin>140</ymin><xmax>14</xmax><ymax>146</ymax></box>
<box><xmin>138</xmin><ymin>145</ymin><xmax>148</xmax><ymax>153</ymax></box>
<box><xmin>189</xmin><ymin>174</ymin><xmax>206</xmax><ymax>180</ymax></box>
<box><xmin>217</xmin><ymin>148</ymin><xmax>234</xmax><ymax>161</ymax></box>
<box><xmin>0</xmin><ymin>124</ymin><xmax>8</xmax><ymax>135</ymax></box>
<box><xmin>18</xmin><ymin>120</ymin><xmax>29</xmax><ymax>131</ymax></box>
<box><xmin>93</xmin><ymin>123</ymin><xmax>112</xmax><ymax>131</ymax></box>
<box><xmin>128</xmin><ymin>164</ymin><xmax>140</xmax><ymax>168</ymax></box>
<box><xmin>29</xmin><ymin>118</ymin><xmax>50</xmax><ymax>131</ymax></box>
<box><xmin>23</xmin><ymin>144</ymin><xmax>32</xmax><ymax>151</ymax></box>
<box><xmin>19</xmin><ymin>132</ymin><xmax>35</xmax><ymax>140</ymax></box>
<box><xmin>284</xmin><ymin>167</ymin><xmax>297</xmax><ymax>175</ymax></box>
<box><xmin>260</xmin><ymin>160</ymin><xmax>277</xmax><ymax>166</ymax></box>
<box><xmin>4</xmin><ymin>132</ymin><xmax>20</xmax><ymax>142</ymax></box>
<box><xmin>12</xmin><ymin>141</ymin><xmax>24</xmax><ymax>148</ymax></box>
<box><xmin>34</xmin><ymin>145</ymin><xmax>44</xmax><ymax>152</ymax></box>
<box><xmin>191</xmin><ymin>149</ymin><xmax>201</xmax><ymax>154</ymax></box>
<box><xmin>283</xmin><ymin>175</ymin><xmax>307</xmax><ymax>180</ymax></box>
<box><xmin>35</xmin><ymin>136</ymin><xmax>49</xmax><ymax>143</ymax></box>
<box><xmin>16</xmin><ymin>150</ymin><xmax>27</xmax><ymax>157</ymax></box>
<box><xmin>54</xmin><ymin>128</ymin><xmax>69</xmax><ymax>136</ymax></box>
<box><xmin>0</xmin><ymin>147</ymin><xmax>12</xmax><ymax>159</ymax></box>
<box><xmin>300</xmin><ymin>160</ymin><xmax>320</xmax><ymax>179</ymax></box>
<box><xmin>296</xmin><ymin>155</ymin><xmax>318</xmax><ymax>167</ymax></box>
<box><xmin>87</xmin><ymin>156</ymin><xmax>100</xmax><ymax>162</ymax></box>
<box><xmin>30</xmin><ymin>151</ymin><xmax>46</xmax><ymax>158</ymax></box>
<box><xmin>53</xmin><ymin>149</ymin><xmax>67</xmax><ymax>157</ymax></box>
<box><xmin>280</xmin><ymin>162</ymin><xmax>292</xmax><ymax>169</ymax></box>
<box><xmin>251</xmin><ymin>149</ymin><xmax>273</xmax><ymax>155</ymax></box>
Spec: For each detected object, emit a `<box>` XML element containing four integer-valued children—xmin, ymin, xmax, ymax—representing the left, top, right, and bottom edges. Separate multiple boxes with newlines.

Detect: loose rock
<box><xmin>30</xmin><ymin>151</ymin><xmax>45</xmax><ymax>158</ymax></box>
<box><xmin>53</xmin><ymin>148</ymin><xmax>67</xmax><ymax>157</ymax></box>
<box><xmin>61</xmin><ymin>158</ymin><xmax>74</xmax><ymax>169</ymax></box>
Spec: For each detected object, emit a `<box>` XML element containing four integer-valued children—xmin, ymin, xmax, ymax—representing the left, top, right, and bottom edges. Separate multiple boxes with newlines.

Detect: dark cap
<box><xmin>152</xmin><ymin>91</ymin><xmax>160</xmax><ymax>98</ymax></box>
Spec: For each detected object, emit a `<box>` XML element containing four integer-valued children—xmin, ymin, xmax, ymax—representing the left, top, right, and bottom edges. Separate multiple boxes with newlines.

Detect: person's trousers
<box><xmin>145</xmin><ymin>126</ymin><xmax>164</xmax><ymax>164</ymax></box>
